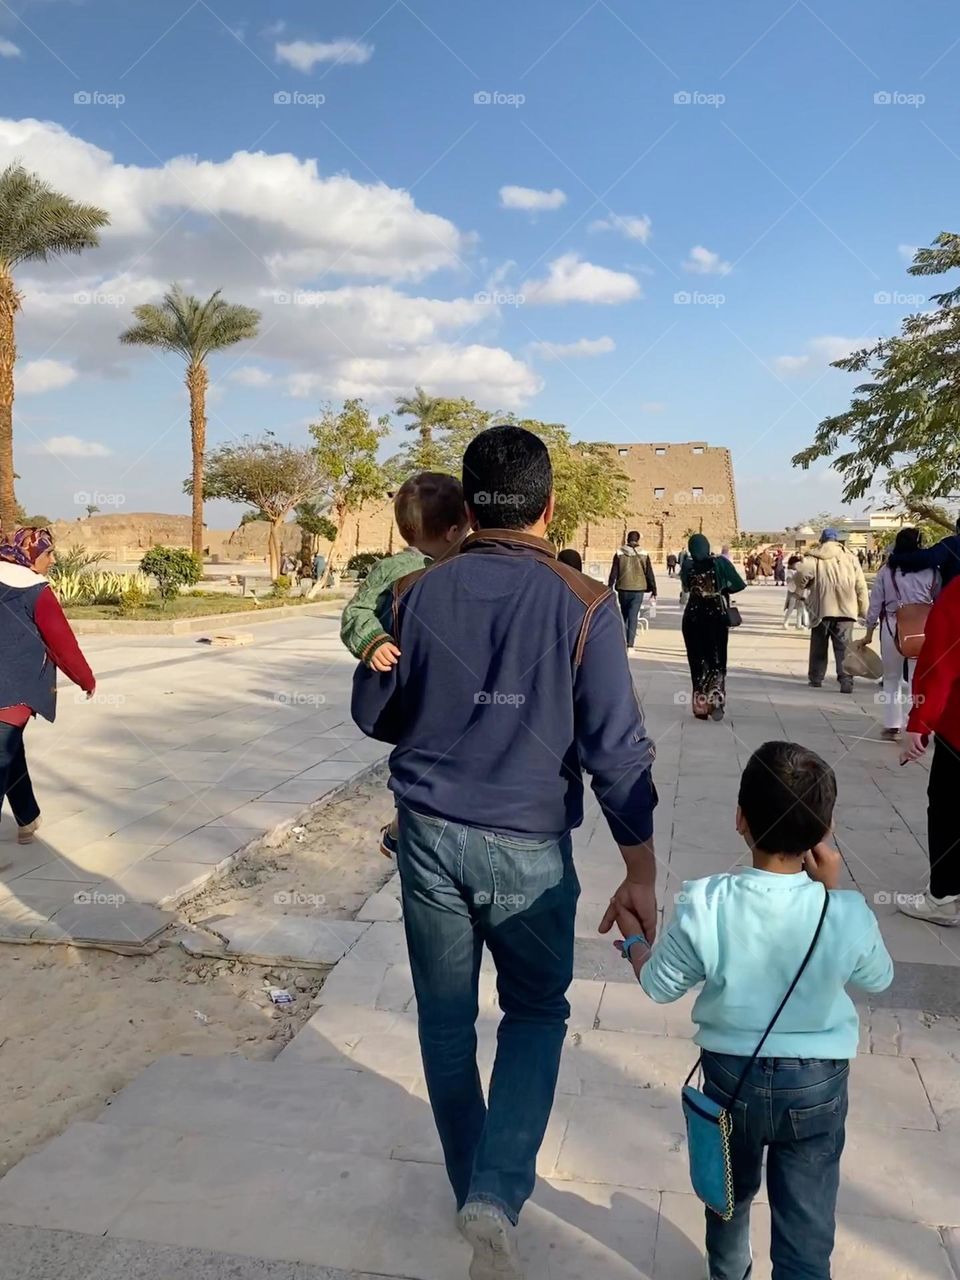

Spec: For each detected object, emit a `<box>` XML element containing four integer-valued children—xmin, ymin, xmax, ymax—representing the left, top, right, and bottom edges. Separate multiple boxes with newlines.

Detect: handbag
<box><xmin>715</xmin><ymin>562</ymin><xmax>743</xmax><ymax>628</ymax></box>
<box><xmin>681</xmin><ymin>888</ymin><xmax>829</xmax><ymax>1220</ymax></box>
<box><xmin>888</xmin><ymin>569</ymin><xmax>931</xmax><ymax>659</ymax></box>
<box><xmin>842</xmin><ymin>641</ymin><xmax>883</xmax><ymax>680</ymax></box>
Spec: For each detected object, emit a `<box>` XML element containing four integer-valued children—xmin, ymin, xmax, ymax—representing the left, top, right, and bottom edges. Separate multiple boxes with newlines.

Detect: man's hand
<box><xmin>369</xmin><ymin>641</ymin><xmax>401</xmax><ymax>673</ymax></box>
<box><xmin>600</xmin><ymin>879</ymin><xmax>658</xmax><ymax>946</ymax></box>
<box><xmin>900</xmin><ymin>731</ymin><xmax>929</xmax><ymax>765</ymax></box>
<box><xmin>804</xmin><ymin>840</ymin><xmax>843</xmax><ymax>890</ymax></box>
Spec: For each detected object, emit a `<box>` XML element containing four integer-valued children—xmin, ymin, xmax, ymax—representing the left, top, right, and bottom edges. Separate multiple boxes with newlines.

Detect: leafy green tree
<box><xmin>391</xmin><ymin>393</ymin><xmax>493</xmax><ymax>476</ymax></box>
<box><xmin>294</xmin><ymin>499</ymin><xmax>338</xmax><ymax>569</ymax></box>
<box><xmin>394</xmin><ymin>386</ymin><xmax>447</xmax><ymax>471</ymax></box>
<box><xmin>0</xmin><ymin>163</ymin><xmax>109</xmax><ymax>532</ymax></box>
<box><xmin>310</xmin><ymin>399</ymin><xmax>390</xmax><ymax>584</ymax></box>
<box><xmin>803</xmin><ymin>512</ymin><xmax>850</xmax><ymax>536</ymax></box>
<box><xmin>193</xmin><ymin>434</ymin><xmax>326</xmax><ymax>579</ymax></box>
<box><xmin>140</xmin><ymin>545</ymin><xmax>202</xmax><ymax>609</ymax></box>
<box><xmin>120</xmin><ymin>285</ymin><xmax>260</xmax><ymax>557</ymax></box>
<box><xmin>793</xmin><ymin>233</ymin><xmax>960</xmax><ymax>514</ymax></box>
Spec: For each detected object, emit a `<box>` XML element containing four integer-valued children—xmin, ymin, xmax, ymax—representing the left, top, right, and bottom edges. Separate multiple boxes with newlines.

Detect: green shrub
<box><xmin>273</xmin><ymin>573</ymin><xmax>291</xmax><ymax>598</ymax></box>
<box><xmin>346</xmin><ymin>551</ymin><xmax>386</xmax><ymax>580</ymax></box>
<box><xmin>140</xmin><ymin>546</ymin><xmax>203</xmax><ymax>609</ymax></box>
<box><xmin>50</xmin><ymin>545</ymin><xmax>106</xmax><ymax>581</ymax></box>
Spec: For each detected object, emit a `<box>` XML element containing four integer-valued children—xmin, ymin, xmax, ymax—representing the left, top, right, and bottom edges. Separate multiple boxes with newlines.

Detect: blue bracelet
<box><xmin>621</xmin><ymin>933</ymin><xmax>648</xmax><ymax>961</ymax></box>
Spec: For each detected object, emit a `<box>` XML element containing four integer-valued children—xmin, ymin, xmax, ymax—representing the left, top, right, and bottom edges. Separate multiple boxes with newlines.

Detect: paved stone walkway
<box><xmin>1</xmin><ymin>589</ymin><xmax>958</xmax><ymax>1278</ymax></box>
<box><xmin>0</xmin><ymin>616</ymin><xmax>384</xmax><ymax>946</ymax></box>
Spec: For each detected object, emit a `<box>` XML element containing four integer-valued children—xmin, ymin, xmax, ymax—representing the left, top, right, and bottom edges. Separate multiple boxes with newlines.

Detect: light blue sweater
<box><xmin>640</xmin><ymin>869</ymin><xmax>894</xmax><ymax>1058</ymax></box>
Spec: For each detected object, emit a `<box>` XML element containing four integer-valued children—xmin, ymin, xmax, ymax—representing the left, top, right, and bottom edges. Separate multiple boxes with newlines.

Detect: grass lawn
<box><xmin>64</xmin><ymin>593</ymin><xmax>325</xmax><ymax>620</ymax></box>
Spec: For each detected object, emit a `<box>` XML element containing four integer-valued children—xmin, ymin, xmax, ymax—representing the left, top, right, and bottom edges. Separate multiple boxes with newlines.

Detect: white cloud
<box><xmin>588</xmin><ymin>214</ymin><xmax>652</xmax><ymax>243</ymax></box>
<box><xmin>0</xmin><ymin>119</ymin><xmax>463</xmax><ymax>282</ymax></box>
<box><xmin>36</xmin><ymin>435</ymin><xmax>111</xmax><ymax>458</ymax></box>
<box><xmin>683</xmin><ymin>245</ymin><xmax>732</xmax><ymax>276</ymax></box>
<box><xmin>531</xmin><ymin>336</ymin><xmax>615</xmax><ymax>360</ymax></box>
<box><xmin>0</xmin><ymin>39</ymin><xmax>21</xmax><ymax>58</ymax></box>
<box><xmin>499</xmin><ymin>185</ymin><xmax>567</xmax><ymax>212</ymax></box>
<box><xmin>773</xmin><ymin>336</ymin><xmax>864</xmax><ymax>376</ymax></box>
<box><xmin>275</xmin><ymin>38</ymin><xmax>373</xmax><ymax>72</ymax></box>
<box><xmin>523</xmin><ymin>254</ymin><xmax>641</xmax><ymax>305</ymax></box>
<box><xmin>228</xmin><ymin>366</ymin><xmax>273</xmax><ymax>387</ymax></box>
<box><xmin>898</xmin><ymin>243</ymin><xmax>918</xmax><ymax>264</ymax></box>
<box><xmin>17</xmin><ymin>359</ymin><xmax>77</xmax><ymax>394</ymax></box>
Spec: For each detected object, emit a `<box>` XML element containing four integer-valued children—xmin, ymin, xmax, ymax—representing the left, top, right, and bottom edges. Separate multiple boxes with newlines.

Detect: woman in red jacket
<box><xmin>0</xmin><ymin>527</ymin><xmax>96</xmax><ymax>843</ymax></box>
<box><xmin>899</xmin><ymin>574</ymin><xmax>960</xmax><ymax>925</ymax></box>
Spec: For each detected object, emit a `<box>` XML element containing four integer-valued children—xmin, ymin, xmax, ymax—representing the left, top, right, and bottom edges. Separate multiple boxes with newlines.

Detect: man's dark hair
<box><xmin>626</xmin><ymin>530</ymin><xmax>640</xmax><ymax>544</ymax></box>
<box><xmin>462</xmin><ymin>425</ymin><xmax>552</xmax><ymax>530</ymax></box>
<box><xmin>954</xmin><ymin>515</ymin><xmax>960</xmax><ymax>535</ymax></box>
<box><xmin>557</xmin><ymin>547</ymin><xmax>582</xmax><ymax>571</ymax></box>
<box><xmin>738</xmin><ymin>740</ymin><xmax>837</xmax><ymax>855</ymax></box>
<box><xmin>394</xmin><ymin>472</ymin><xmax>465</xmax><ymax>546</ymax></box>
<box><xmin>893</xmin><ymin>526</ymin><xmax>923</xmax><ymax>556</ymax></box>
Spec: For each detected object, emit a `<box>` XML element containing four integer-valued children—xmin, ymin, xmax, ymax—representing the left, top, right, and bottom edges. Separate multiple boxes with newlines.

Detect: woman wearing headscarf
<box><xmin>0</xmin><ymin>528</ymin><xmax>96</xmax><ymax>842</ymax></box>
<box><xmin>680</xmin><ymin>533</ymin><xmax>745</xmax><ymax>720</ymax></box>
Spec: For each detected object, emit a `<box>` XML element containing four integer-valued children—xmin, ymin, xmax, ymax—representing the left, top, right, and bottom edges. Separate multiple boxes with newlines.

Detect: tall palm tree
<box><xmin>0</xmin><ymin>163</ymin><xmax>109</xmax><ymax>533</ymax></box>
<box><xmin>120</xmin><ymin>286</ymin><xmax>260</xmax><ymax>556</ymax></box>
<box><xmin>395</xmin><ymin>386</ymin><xmax>446</xmax><ymax>470</ymax></box>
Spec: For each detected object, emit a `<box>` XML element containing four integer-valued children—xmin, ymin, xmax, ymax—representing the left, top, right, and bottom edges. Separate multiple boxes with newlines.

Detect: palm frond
<box><xmin>0</xmin><ymin>162</ymin><xmax>109</xmax><ymax>268</ymax></box>
<box><xmin>118</xmin><ymin>283</ymin><xmax>260</xmax><ymax>359</ymax></box>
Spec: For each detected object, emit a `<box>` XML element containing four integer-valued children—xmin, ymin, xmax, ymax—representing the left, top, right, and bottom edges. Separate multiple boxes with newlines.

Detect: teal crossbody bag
<box><xmin>681</xmin><ymin>888</ymin><xmax>829</xmax><ymax>1220</ymax></box>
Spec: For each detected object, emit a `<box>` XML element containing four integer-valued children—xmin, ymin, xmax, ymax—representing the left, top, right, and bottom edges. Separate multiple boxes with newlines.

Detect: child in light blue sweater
<box><xmin>617</xmin><ymin>740</ymin><xmax>893</xmax><ymax>1280</ymax></box>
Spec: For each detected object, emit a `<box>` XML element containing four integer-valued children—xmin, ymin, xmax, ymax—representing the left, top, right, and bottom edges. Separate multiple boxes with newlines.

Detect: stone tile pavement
<box><xmin>1</xmin><ymin>588</ymin><xmax>958</xmax><ymax>1277</ymax></box>
<box><xmin>0</xmin><ymin>616</ymin><xmax>385</xmax><ymax>947</ymax></box>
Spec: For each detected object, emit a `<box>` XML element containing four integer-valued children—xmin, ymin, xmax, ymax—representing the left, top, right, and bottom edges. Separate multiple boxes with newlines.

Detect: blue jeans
<box><xmin>395</xmin><ymin>804</ymin><xmax>579</xmax><ymax>1223</ymax></box>
<box><xmin>617</xmin><ymin>589</ymin><xmax>645</xmax><ymax>646</ymax></box>
<box><xmin>701</xmin><ymin>1052</ymin><xmax>849</xmax><ymax>1280</ymax></box>
<box><xmin>0</xmin><ymin>722</ymin><xmax>39</xmax><ymax>827</ymax></box>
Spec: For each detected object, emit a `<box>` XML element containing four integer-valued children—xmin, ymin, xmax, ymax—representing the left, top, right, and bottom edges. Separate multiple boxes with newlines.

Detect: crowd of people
<box><xmin>4</xmin><ymin>432</ymin><xmax>959</xmax><ymax>1279</ymax></box>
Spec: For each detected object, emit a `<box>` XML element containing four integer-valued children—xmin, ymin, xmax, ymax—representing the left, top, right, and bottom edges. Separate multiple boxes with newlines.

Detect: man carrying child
<box><xmin>352</xmin><ymin>425</ymin><xmax>657</xmax><ymax>1280</ymax></box>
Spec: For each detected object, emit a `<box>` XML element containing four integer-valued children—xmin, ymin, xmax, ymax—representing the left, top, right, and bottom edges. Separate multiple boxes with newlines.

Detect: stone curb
<box><xmin>67</xmin><ymin>601</ymin><xmax>345</xmax><ymax>636</ymax></box>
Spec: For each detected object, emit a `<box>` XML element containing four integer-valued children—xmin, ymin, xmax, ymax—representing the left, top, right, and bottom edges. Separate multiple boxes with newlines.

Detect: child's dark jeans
<box><xmin>701</xmin><ymin>1051</ymin><xmax>849</xmax><ymax>1280</ymax></box>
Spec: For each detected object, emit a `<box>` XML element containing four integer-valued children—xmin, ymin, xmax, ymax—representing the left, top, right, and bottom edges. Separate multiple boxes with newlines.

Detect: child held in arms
<box><xmin>612</xmin><ymin>740</ymin><xmax>893</xmax><ymax>1280</ymax></box>
<box><xmin>340</xmin><ymin>472</ymin><xmax>470</xmax><ymax>857</ymax></box>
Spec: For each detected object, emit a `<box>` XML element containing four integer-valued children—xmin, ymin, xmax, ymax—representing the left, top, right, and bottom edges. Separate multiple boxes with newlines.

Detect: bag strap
<box><xmin>684</xmin><ymin>887</ymin><xmax>829</xmax><ymax>1098</ymax></box>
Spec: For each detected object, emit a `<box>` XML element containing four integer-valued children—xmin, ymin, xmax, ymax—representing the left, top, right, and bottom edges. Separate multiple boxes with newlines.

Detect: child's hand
<box><xmin>612</xmin><ymin>905</ymin><xmax>652</xmax><ymax>977</ymax></box>
<box><xmin>369</xmin><ymin>642</ymin><xmax>401</xmax><ymax>673</ymax></box>
<box><xmin>804</xmin><ymin>841</ymin><xmax>843</xmax><ymax>890</ymax></box>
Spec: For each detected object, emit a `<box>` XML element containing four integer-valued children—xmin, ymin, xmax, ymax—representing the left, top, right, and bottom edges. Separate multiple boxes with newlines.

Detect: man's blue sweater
<box><xmin>351</xmin><ymin>529</ymin><xmax>657</xmax><ymax>843</ymax></box>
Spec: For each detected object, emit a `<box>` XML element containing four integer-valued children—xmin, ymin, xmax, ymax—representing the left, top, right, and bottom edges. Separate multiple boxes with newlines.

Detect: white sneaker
<box><xmin>458</xmin><ymin>1201</ymin><xmax>524</xmax><ymax>1280</ymax></box>
<box><xmin>17</xmin><ymin>817</ymin><xmax>41</xmax><ymax>845</ymax></box>
<box><xmin>898</xmin><ymin>893</ymin><xmax>960</xmax><ymax>927</ymax></box>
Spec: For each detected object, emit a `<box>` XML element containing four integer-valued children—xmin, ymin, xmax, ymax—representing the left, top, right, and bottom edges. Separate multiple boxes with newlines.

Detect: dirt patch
<box><xmin>0</xmin><ymin>767</ymin><xmax>394</xmax><ymax>1175</ymax></box>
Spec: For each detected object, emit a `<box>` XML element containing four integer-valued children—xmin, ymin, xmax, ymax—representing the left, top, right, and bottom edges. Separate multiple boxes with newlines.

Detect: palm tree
<box><xmin>0</xmin><ymin>163</ymin><xmax>109</xmax><ymax>533</ymax></box>
<box><xmin>120</xmin><ymin>286</ymin><xmax>260</xmax><ymax>556</ymax></box>
<box><xmin>395</xmin><ymin>386</ymin><xmax>446</xmax><ymax>470</ymax></box>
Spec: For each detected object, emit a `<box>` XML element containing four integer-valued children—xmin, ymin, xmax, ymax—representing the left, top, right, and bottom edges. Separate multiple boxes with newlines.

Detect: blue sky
<box><xmin>1</xmin><ymin>0</ymin><xmax>958</xmax><ymax>528</ymax></box>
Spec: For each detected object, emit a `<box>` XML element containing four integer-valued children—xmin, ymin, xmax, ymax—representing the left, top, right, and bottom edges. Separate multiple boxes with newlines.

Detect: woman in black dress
<box><xmin>680</xmin><ymin>533</ymin><xmax>746</xmax><ymax>720</ymax></box>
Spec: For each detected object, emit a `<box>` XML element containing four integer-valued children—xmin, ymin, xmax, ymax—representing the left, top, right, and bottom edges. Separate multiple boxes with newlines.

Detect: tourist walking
<box><xmin>615</xmin><ymin>741</ymin><xmax>893</xmax><ymax>1280</ymax></box>
<box><xmin>773</xmin><ymin>548</ymin><xmax>785</xmax><ymax>585</ymax></box>
<box><xmin>608</xmin><ymin>530</ymin><xmax>657</xmax><ymax>649</ymax></box>
<box><xmin>352</xmin><ymin>425</ymin><xmax>658</xmax><ymax>1280</ymax></box>
<box><xmin>0</xmin><ymin>528</ymin><xmax>96</xmax><ymax>844</ymax></box>
<box><xmin>899</xmin><ymin>572</ymin><xmax>960</xmax><ymax>925</ymax></box>
<box><xmin>793</xmin><ymin>529</ymin><xmax>869</xmax><ymax>694</ymax></box>
<box><xmin>757</xmin><ymin>549</ymin><xmax>774</xmax><ymax>582</ymax></box>
<box><xmin>666</xmin><ymin>551</ymin><xmax>678</xmax><ymax>577</ymax></box>
<box><xmin>782</xmin><ymin>555</ymin><xmax>809</xmax><ymax>629</ymax></box>
<box><xmin>859</xmin><ymin>528</ymin><xmax>939</xmax><ymax>740</ymax></box>
<box><xmin>680</xmin><ymin>533</ymin><xmax>745</xmax><ymax>721</ymax></box>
